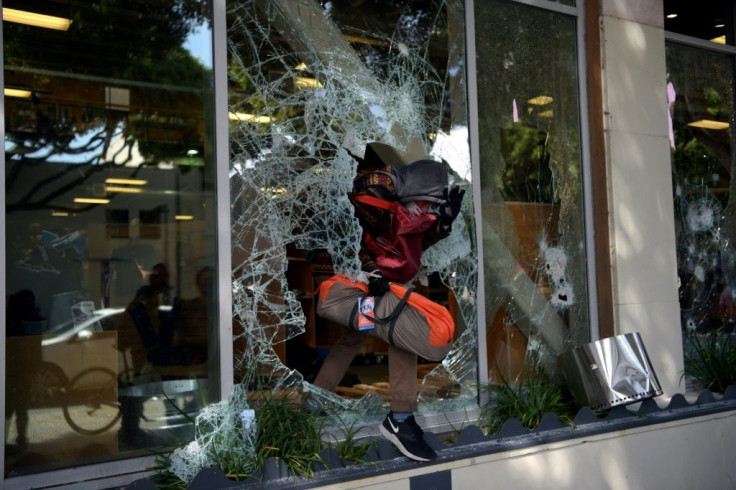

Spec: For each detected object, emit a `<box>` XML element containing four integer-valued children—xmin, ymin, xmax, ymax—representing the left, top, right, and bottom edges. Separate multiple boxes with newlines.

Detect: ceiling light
<box><xmin>666</xmin><ymin>13</ymin><xmax>677</xmax><ymax>19</ymax></box>
<box><xmin>4</xmin><ymin>88</ymin><xmax>32</xmax><ymax>98</ymax></box>
<box><xmin>106</xmin><ymin>186</ymin><xmax>143</xmax><ymax>194</ymax></box>
<box><xmin>538</xmin><ymin>109</ymin><xmax>554</xmax><ymax>118</ymax></box>
<box><xmin>344</xmin><ymin>34</ymin><xmax>388</xmax><ymax>47</ymax></box>
<box><xmin>710</xmin><ymin>35</ymin><xmax>726</xmax><ymax>44</ymax></box>
<box><xmin>52</xmin><ymin>211</ymin><xmax>69</xmax><ymax>217</ymax></box>
<box><xmin>296</xmin><ymin>77</ymin><xmax>323</xmax><ymax>89</ymax></box>
<box><xmin>715</xmin><ymin>24</ymin><xmax>725</xmax><ymax>28</ymax></box>
<box><xmin>295</xmin><ymin>62</ymin><xmax>308</xmax><ymax>71</ymax></box>
<box><xmin>688</xmin><ymin>119</ymin><xmax>729</xmax><ymax>130</ymax></box>
<box><xmin>74</xmin><ymin>197</ymin><xmax>110</xmax><ymax>204</ymax></box>
<box><xmin>175</xmin><ymin>215</ymin><xmax>194</xmax><ymax>221</ymax></box>
<box><xmin>528</xmin><ymin>95</ymin><xmax>553</xmax><ymax>106</ymax></box>
<box><xmin>105</xmin><ymin>178</ymin><xmax>147</xmax><ymax>185</ymax></box>
<box><xmin>228</xmin><ymin>112</ymin><xmax>273</xmax><ymax>124</ymax></box>
<box><xmin>3</xmin><ymin>8</ymin><xmax>73</xmax><ymax>31</ymax></box>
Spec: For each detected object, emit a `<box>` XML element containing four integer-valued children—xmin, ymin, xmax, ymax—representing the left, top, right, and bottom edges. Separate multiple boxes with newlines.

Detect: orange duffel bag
<box><xmin>316</xmin><ymin>275</ymin><xmax>455</xmax><ymax>361</ymax></box>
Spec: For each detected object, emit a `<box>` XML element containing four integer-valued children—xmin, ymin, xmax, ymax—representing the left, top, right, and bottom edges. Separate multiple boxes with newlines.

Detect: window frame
<box><xmin>467</xmin><ymin>0</ymin><xmax>598</xmax><ymax>397</ymax></box>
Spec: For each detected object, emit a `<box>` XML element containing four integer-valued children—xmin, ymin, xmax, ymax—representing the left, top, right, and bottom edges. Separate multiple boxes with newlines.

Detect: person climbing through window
<box><xmin>311</xmin><ymin>141</ymin><xmax>464</xmax><ymax>462</ymax></box>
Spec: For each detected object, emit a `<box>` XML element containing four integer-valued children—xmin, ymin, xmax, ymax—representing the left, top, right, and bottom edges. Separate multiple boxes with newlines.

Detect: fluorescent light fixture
<box><xmin>688</xmin><ymin>119</ymin><xmax>729</xmax><ymax>130</ymax></box>
<box><xmin>105</xmin><ymin>178</ymin><xmax>147</xmax><ymax>185</ymax></box>
<box><xmin>716</xmin><ymin>23</ymin><xmax>725</xmax><ymax>28</ymax></box>
<box><xmin>228</xmin><ymin>112</ymin><xmax>273</xmax><ymax>124</ymax></box>
<box><xmin>528</xmin><ymin>95</ymin><xmax>553</xmax><ymax>106</ymax></box>
<box><xmin>4</xmin><ymin>88</ymin><xmax>32</xmax><ymax>98</ymax></box>
<box><xmin>106</xmin><ymin>186</ymin><xmax>143</xmax><ymax>194</ymax></box>
<box><xmin>3</xmin><ymin>8</ymin><xmax>73</xmax><ymax>31</ymax></box>
<box><xmin>296</xmin><ymin>77</ymin><xmax>323</xmax><ymax>89</ymax></box>
<box><xmin>666</xmin><ymin>13</ymin><xmax>678</xmax><ymax>19</ymax></box>
<box><xmin>52</xmin><ymin>211</ymin><xmax>69</xmax><ymax>217</ymax></box>
<box><xmin>711</xmin><ymin>35</ymin><xmax>726</xmax><ymax>44</ymax></box>
<box><xmin>175</xmin><ymin>214</ymin><xmax>194</xmax><ymax>221</ymax></box>
<box><xmin>344</xmin><ymin>34</ymin><xmax>388</xmax><ymax>47</ymax></box>
<box><xmin>74</xmin><ymin>197</ymin><xmax>110</xmax><ymax>204</ymax></box>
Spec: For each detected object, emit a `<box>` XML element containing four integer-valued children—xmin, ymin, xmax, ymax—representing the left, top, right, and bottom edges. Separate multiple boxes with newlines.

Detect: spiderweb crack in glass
<box><xmin>170</xmin><ymin>0</ymin><xmax>476</xmax><ymax>481</ymax></box>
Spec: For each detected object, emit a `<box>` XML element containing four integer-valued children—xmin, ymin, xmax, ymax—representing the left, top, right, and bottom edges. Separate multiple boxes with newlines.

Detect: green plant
<box><xmin>150</xmin><ymin>391</ymin><xmax>326</xmax><ymax>487</ymax></box>
<box><xmin>150</xmin><ymin>453</ymin><xmax>188</xmax><ymax>490</ymax></box>
<box><xmin>253</xmin><ymin>395</ymin><xmax>325</xmax><ymax>477</ymax></box>
<box><xmin>682</xmin><ymin>329</ymin><xmax>736</xmax><ymax>393</ymax></box>
<box><xmin>479</xmin><ymin>357</ymin><xmax>575</xmax><ymax>436</ymax></box>
<box><xmin>329</xmin><ymin>415</ymin><xmax>375</xmax><ymax>466</ymax></box>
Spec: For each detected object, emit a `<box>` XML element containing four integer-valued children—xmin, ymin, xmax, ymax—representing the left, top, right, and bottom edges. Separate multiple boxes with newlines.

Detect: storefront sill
<box><xmin>128</xmin><ymin>386</ymin><xmax>736</xmax><ymax>489</ymax></box>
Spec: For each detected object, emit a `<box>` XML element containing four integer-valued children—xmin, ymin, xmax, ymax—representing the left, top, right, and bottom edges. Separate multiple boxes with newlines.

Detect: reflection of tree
<box><xmin>4</xmin><ymin>0</ymin><xmax>209</xmax><ymax>83</ymax></box>
<box><xmin>4</xmin><ymin>1</ymin><xmax>212</xmax><ymax>212</ymax></box>
<box><xmin>671</xmin><ymin>82</ymin><xmax>732</xmax><ymax>205</ymax></box>
<box><xmin>499</xmin><ymin>123</ymin><xmax>553</xmax><ymax>203</ymax></box>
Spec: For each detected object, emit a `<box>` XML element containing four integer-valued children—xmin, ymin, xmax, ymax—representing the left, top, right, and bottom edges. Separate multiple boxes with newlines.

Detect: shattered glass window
<box><xmin>666</xmin><ymin>43</ymin><xmax>736</xmax><ymax>338</ymax></box>
<box><xmin>474</xmin><ymin>0</ymin><xmax>590</xmax><ymax>384</ymax></box>
<box><xmin>227</xmin><ymin>0</ymin><xmax>476</xmax><ymax>416</ymax></box>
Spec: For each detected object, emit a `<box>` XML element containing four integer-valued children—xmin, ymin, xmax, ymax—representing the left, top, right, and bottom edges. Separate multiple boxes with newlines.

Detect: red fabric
<box><xmin>353</xmin><ymin>195</ymin><xmax>437</xmax><ymax>284</ymax></box>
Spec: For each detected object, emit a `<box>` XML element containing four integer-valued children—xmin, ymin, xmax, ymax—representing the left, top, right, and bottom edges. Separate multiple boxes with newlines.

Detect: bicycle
<box><xmin>62</xmin><ymin>366</ymin><xmax>121</xmax><ymax>436</ymax></box>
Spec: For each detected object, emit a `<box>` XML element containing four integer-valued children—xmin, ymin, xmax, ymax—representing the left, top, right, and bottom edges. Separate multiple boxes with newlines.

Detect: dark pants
<box><xmin>313</xmin><ymin>327</ymin><xmax>418</xmax><ymax>412</ymax></box>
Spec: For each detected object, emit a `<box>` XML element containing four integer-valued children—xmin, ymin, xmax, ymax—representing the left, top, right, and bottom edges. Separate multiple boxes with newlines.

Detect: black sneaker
<box><xmin>379</xmin><ymin>412</ymin><xmax>437</xmax><ymax>462</ymax></box>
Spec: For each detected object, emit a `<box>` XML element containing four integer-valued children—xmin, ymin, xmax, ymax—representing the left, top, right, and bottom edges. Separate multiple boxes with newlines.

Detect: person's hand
<box><xmin>368</xmin><ymin>272</ymin><xmax>390</xmax><ymax>297</ymax></box>
<box><xmin>440</xmin><ymin>186</ymin><xmax>465</xmax><ymax>225</ymax></box>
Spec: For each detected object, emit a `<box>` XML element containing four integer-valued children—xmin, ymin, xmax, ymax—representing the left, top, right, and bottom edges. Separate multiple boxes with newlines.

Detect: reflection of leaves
<box><xmin>704</xmin><ymin>87</ymin><xmax>729</xmax><ymax>119</ymax></box>
<box><xmin>3</xmin><ymin>0</ymin><xmax>209</xmax><ymax>84</ymax></box>
<box><xmin>498</xmin><ymin>123</ymin><xmax>553</xmax><ymax>203</ymax></box>
<box><xmin>672</xmin><ymin>120</ymin><xmax>731</xmax><ymax>208</ymax></box>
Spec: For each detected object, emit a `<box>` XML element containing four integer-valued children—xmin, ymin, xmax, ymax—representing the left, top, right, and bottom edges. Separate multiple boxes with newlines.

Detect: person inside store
<box><xmin>5</xmin><ymin>289</ymin><xmax>46</xmax><ymax>453</ymax></box>
<box><xmin>310</xmin><ymin>142</ymin><xmax>464</xmax><ymax>462</ymax></box>
<box><xmin>115</xmin><ymin>262</ymin><xmax>196</xmax><ymax>444</ymax></box>
<box><xmin>171</xmin><ymin>266</ymin><xmax>214</xmax><ymax>365</ymax></box>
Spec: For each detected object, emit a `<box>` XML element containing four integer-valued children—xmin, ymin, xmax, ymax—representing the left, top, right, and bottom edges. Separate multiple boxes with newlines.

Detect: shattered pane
<box><xmin>474</xmin><ymin>0</ymin><xmax>590</xmax><ymax>384</ymax></box>
<box><xmin>666</xmin><ymin>45</ymin><xmax>736</xmax><ymax>345</ymax></box>
<box><xmin>227</xmin><ymin>0</ymin><xmax>477</xmax><ymax>417</ymax></box>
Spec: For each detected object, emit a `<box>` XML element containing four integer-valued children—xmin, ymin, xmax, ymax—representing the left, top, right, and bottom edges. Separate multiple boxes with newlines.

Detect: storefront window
<box><xmin>475</xmin><ymin>0</ymin><xmax>590</xmax><ymax>383</ymax></box>
<box><xmin>226</xmin><ymin>0</ymin><xmax>477</xmax><ymax>418</ymax></box>
<box><xmin>3</xmin><ymin>0</ymin><xmax>217</xmax><ymax>475</ymax></box>
<box><xmin>666</xmin><ymin>43</ymin><xmax>736</xmax><ymax>336</ymax></box>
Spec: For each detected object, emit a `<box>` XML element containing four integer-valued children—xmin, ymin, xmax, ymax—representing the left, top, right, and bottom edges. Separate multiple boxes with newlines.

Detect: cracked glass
<box><xmin>474</xmin><ymin>0</ymin><xmax>590</xmax><ymax>384</ymax></box>
<box><xmin>666</xmin><ymin>43</ymin><xmax>736</xmax><ymax>347</ymax></box>
<box><xmin>226</xmin><ymin>0</ymin><xmax>477</xmax><ymax>417</ymax></box>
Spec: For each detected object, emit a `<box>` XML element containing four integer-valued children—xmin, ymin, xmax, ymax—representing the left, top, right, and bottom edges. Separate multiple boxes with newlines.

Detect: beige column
<box><xmin>599</xmin><ymin>0</ymin><xmax>683</xmax><ymax>395</ymax></box>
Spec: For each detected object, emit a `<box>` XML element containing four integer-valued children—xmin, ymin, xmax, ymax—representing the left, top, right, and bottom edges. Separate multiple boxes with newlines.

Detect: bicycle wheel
<box><xmin>29</xmin><ymin>362</ymin><xmax>68</xmax><ymax>408</ymax></box>
<box><xmin>63</xmin><ymin>367</ymin><xmax>121</xmax><ymax>435</ymax></box>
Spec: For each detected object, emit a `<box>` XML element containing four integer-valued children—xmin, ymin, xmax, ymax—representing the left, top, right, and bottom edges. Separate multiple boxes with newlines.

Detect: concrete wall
<box><xmin>342</xmin><ymin>411</ymin><xmax>736</xmax><ymax>490</ymax></box>
<box><xmin>599</xmin><ymin>0</ymin><xmax>684</xmax><ymax>395</ymax></box>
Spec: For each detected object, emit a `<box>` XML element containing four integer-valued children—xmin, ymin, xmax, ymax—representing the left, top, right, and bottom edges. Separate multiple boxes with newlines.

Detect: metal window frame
<box><xmin>0</xmin><ymin>10</ymin><xmax>6</xmax><ymax>489</ymax></box>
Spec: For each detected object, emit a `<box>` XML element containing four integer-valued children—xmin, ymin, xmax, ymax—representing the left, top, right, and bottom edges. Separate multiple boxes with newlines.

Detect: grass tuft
<box><xmin>479</xmin><ymin>355</ymin><xmax>575</xmax><ymax>436</ymax></box>
<box><xmin>682</xmin><ymin>329</ymin><xmax>736</xmax><ymax>394</ymax></box>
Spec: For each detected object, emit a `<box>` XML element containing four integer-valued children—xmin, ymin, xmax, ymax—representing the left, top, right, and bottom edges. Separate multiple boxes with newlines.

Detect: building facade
<box><xmin>1</xmin><ymin>0</ymin><xmax>735</xmax><ymax>488</ymax></box>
